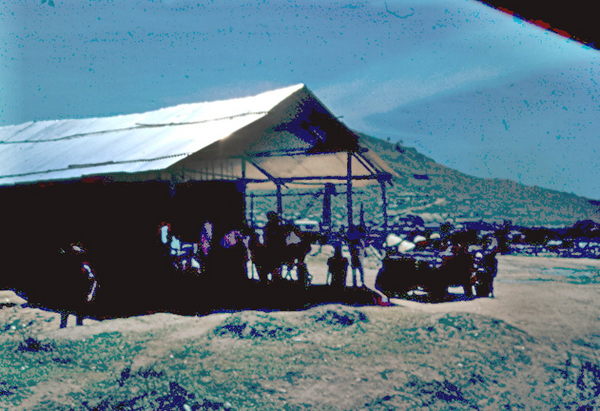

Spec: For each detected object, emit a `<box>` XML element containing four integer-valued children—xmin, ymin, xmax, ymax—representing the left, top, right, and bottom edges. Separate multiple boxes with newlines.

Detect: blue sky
<box><xmin>1</xmin><ymin>0</ymin><xmax>599</xmax><ymax>199</ymax></box>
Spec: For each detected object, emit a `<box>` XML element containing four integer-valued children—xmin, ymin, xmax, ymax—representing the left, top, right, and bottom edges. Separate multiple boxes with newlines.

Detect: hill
<box><xmin>359</xmin><ymin>134</ymin><xmax>600</xmax><ymax>227</ymax></box>
<box><xmin>249</xmin><ymin>135</ymin><xmax>599</xmax><ymax>228</ymax></box>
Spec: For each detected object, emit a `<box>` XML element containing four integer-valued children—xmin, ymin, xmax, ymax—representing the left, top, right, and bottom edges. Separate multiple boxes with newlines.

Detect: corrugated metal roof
<box><xmin>0</xmin><ymin>84</ymin><xmax>304</xmax><ymax>186</ymax></box>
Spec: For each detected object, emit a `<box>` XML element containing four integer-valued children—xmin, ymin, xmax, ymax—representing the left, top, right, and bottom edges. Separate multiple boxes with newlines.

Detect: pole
<box><xmin>323</xmin><ymin>183</ymin><xmax>334</xmax><ymax>231</ymax></box>
<box><xmin>381</xmin><ymin>178</ymin><xmax>388</xmax><ymax>240</ymax></box>
<box><xmin>360</xmin><ymin>203</ymin><xmax>365</xmax><ymax>228</ymax></box>
<box><xmin>241</xmin><ymin>158</ymin><xmax>247</xmax><ymax>225</ymax></box>
<box><xmin>347</xmin><ymin>151</ymin><xmax>353</xmax><ymax>230</ymax></box>
<box><xmin>250</xmin><ymin>193</ymin><xmax>254</xmax><ymax>228</ymax></box>
<box><xmin>276</xmin><ymin>183</ymin><xmax>283</xmax><ymax>218</ymax></box>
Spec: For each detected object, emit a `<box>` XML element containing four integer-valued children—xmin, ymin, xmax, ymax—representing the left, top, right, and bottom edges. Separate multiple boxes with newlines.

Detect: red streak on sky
<box><xmin>491</xmin><ymin>4</ymin><xmax>579</xmax><ymax>43</ymax></box>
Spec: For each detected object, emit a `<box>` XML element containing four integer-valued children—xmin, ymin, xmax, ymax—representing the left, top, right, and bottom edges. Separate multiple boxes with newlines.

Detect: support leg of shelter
<box><xmin>381</xmin><ymin>179</ymin><xmax>388</xmax><ymax>240</ymax></box>
<box><xmin>323</xmin><ymin>183</ymin><xmax>334</xmax><ymax>233</ymax></box>
<box><xmin>346</xmin><ymin>151</ymin><xmax>353</xmax><ymax>231</ymax></box>
<box><xmin>241</xmin><ymin>158</ymin><xmax>247</xmax><ymax>225</ymax></box>
<box><xmin>249</xmin><ymin>193</ymin><xmax>255</xmax><ymax>229</ymax></box>
<box><xmin>276</xmin><ymin>184</ymin><xmax>283</xmax><ymax>218</ymax></box>
<box><xmin>360</xmin><ymin>203</ymin><xmax>365</xmax><ymax>228</ymax></box>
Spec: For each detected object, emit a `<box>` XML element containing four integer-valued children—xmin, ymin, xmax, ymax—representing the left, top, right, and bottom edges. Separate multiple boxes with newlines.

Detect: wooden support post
<box><xmin>276</xmin><ymin>184</ymin><xmax>283</xmax><ymax>218</ymax></box>
<box><xmin>323</xmin><ymin>183</ymin><xmax>334</xmax><ymax>231</ymax></box>
<box><xmin>241</xmin><ymin>158</ymin><xmax>247</xmax><ymax>225</ymax></box>
<box><xmin>249</xmin><ymin>193</ymin><xmax>255</xmax><ymax>228</ymax></box>
<box><xmin>347</xmin><ymin>151</ymin><xmax>353</xmax><ymax>230</ymax></box>
<box><xmin>169</xmin><ymin>178</ymin><xmax>176</xmax><ymax>198</ymax></box>
<box><xmin>381</xmin><ymin>178</ymin><xmax>388</xmax><ymax>240</ymax></box>
<box><xmin>360</xmin><ymin>203</ymin><xmax>365</xmax><ymax>228</ymax></box>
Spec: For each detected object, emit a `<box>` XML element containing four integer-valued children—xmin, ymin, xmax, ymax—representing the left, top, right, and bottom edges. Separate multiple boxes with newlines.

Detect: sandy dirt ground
<box><xmin>306</xmin><ymin>247</ymin><xmax>600</xmax><ymax>345</ymax></box>
<box><xmin>1</xmin><ymin>252</ymin><xmax>600</xmax><ymax>410</ymax></box>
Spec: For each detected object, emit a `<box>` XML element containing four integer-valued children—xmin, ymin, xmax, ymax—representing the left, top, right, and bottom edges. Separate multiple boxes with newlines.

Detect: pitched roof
<box><xmin>0</xmin><ymin>84</ymin><xmax>394</xmax><ymax>187</ymax></box>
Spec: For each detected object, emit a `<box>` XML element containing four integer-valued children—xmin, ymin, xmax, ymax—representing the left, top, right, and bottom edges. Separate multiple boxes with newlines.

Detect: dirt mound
<box><xmin>0</xmin><ymin>304</ymin><xmax>60</xmax><ymax>336</ymax></box>
<box><xmin>2</xmin><ymin>305</ymin><xmax>600</xmax><ymax>410</ymax></box>
<box><xmin>86</xmin><ymin>370</ymin><xmax>232</xmax><ymax>411</ymax></box>
<box><xmin>430</xmin><ymin>312</ymin><xmax>532</xmax><ymax>341</ymax></box>
<box><xmin>308</xmin><ymin>304</ymin><xmax>369</xmax><ymax>328</ymax></box>
<box><xmin>212</xmin><ymin>311</ymin><xmax>299</xmax><ymax>340</ymax></box>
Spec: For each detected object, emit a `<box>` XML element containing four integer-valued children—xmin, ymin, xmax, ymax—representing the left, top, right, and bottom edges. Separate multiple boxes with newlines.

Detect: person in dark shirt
<box><xmin>441</xmin><ymin>242</ymin><xmax>473</xmax><ymax>298</ymax></box>
<box><xmin>480</xmin><ymin>236</ymin><xmax>499</xmax><ymax>297</ymax></box>
<box><xmin>263</xmin><ymin>211</ymin><xmax>286</xmax><ymax>282</ymax></box>
<box><xmin>58</xmin><ymin>243</ymin><xmax>98</xmax><ymax>328</ymax></box>
<box><xmin>328</xmin><ymin>242</ymin><xmax>348</xmax><ymax>290</ymax></box>
<box><xmin>347</xmin><ymin>226</ymin><xmax>366</xmax><ymax>288</ymax></box>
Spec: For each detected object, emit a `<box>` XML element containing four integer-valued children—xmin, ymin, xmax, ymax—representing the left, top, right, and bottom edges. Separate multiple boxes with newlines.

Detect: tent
<box><xmin>0</xmin><ymin>84</ymin><xmax>395</xmax><ymax>228</ymax></box>
<box><xmin>0</xmin><ymin>84</ymin><xmax>396</xmax><ymax>314</ymax></box>
<box><xmin>0</xmin><ymin>84</ymin><xmax>393</xmax><ymax>188</ymax></box>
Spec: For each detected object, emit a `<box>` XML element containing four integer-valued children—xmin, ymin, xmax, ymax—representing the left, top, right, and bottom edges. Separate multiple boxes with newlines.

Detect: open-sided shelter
<box><xmin>0</xmin><ymin>84</ymin><xmax>395</xmax><ymax>314</ymax></box>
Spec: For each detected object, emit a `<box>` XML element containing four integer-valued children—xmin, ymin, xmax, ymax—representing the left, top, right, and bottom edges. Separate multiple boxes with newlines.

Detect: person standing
<box><xmin>263</xmin><ymin>211</ymin><xmax>286</xmax><ymax>282</ymax></box>
<box><xmin>441</xmin><ymin>241</ymin><xmax>473</xmax><ymax>299</ymax></box>
<box><xmin>58</xmin><ymin>243</ymin><xmax>98</xmax><ymax>328</ymax></box>
<box><xmin>328</xmin><ymin>241</ymin><xmax>348</xmax><ymax>290</ymax></box>
<box><xmin>347</xmin><ymin>226</ymin><xmax>366</xmax><ymax>288</ymax></box>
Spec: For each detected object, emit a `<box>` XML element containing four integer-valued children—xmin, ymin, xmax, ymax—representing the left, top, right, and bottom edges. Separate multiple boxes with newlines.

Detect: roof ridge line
<box><xmin>0</xmin><ymin>111</ymin><xmax>270</xmax><ymax>145</ymax></box>
<box><xmin>134</xmin><ymin>110</ymin><xmax>269</xmax><ymax>128</ymax></box>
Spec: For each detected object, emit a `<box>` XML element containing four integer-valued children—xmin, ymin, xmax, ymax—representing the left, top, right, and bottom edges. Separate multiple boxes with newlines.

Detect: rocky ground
<box><xmin>1</xmin><ymin>253</ymin><xmax>600</xmax><ymax>410</ymax></box>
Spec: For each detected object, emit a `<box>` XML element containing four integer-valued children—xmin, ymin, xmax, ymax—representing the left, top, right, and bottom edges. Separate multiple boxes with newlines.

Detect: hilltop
<box><xmin>359</xmin><ymin>134</ymin><xmax>600</xmax><ymax>227</ymax></box>
<box><xmin>250</xmin><ymin>135</ymin><xmax>599</xmax><ymax>228</ymax></box>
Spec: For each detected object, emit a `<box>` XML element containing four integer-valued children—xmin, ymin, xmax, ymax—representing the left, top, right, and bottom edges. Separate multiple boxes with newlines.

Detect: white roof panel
<box><xmin>0</xmin><ymin>84</ymin><xmax>304</xmax><ymax>186</ymax></box>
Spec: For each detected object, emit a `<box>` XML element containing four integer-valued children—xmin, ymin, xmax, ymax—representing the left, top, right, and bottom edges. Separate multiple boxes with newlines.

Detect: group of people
<box><xmin>54</xmin><ymin>214</ymin><xmax>374</xmax><ymax>329</ymax></box>
<box><xmin>326</xmin><ymin>225</ymin><xmax>369</xmax><ymax>290</ymax></box>
<box><xmin>262</xmin><ymin>212</ymin><xmax>371</xmax><ymax>290</ymax></box>
<box><xmin>252</xmin><ymin>211</ymin><xmax>313</xmax><ymax>286</ymax></box>
<box><xmin>161</xmin><ymin>211</ymin><xmax>370</xmax><ymax>291</ymax></box>
<box><xmin>161</xmin><ymin>220</ymin><xmax>249</xmax><ymax>286</ymax></box>
<box><xmin>159</xmin><ymin>213</ymin><xmax>314</xmax><ymax>288</ymax></box>
<box><xmin>378</xmin><ymin>230</ymin><xmax>500</xmax><ymax>299</ymax></box>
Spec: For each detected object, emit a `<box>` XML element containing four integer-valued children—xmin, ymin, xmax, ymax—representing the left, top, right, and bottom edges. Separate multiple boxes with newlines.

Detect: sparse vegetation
<box><xmin>249</xmin><ymin>135</ymin><xmax>600</xmax><ymax>228</ymax></box>
<box><xmin>1</xmin><ymin>256</ymin><xmax>600</xmax><ymax>410</ymax></box>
